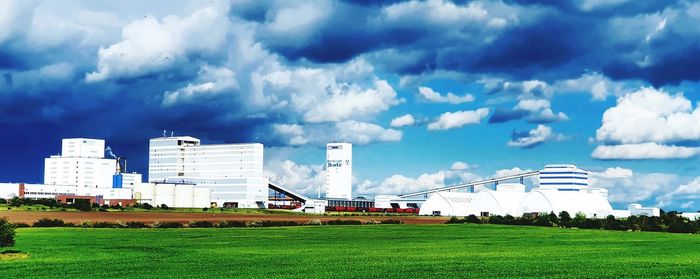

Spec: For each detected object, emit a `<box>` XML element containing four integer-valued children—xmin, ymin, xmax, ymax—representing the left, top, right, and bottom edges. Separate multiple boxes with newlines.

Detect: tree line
<box><xmin>447</xmin><ymin>211</ymin><xmax>699</xmax><ymax>234</ymax></box>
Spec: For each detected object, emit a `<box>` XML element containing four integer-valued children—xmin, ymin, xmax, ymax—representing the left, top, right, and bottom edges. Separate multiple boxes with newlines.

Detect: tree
<box><xmin>558</xmin><ymin>211</ymin><xmax>572</xmax><ymax>228</ymax></box>
<box><xmin>0</xmin><ymin>217</ymin><xmax>16</xmax><ymax>250</ymax></box>
<box><xmin>9</xmin><ymin>196</ymin><xmax>22</xmax><ymax>207</ymax></box>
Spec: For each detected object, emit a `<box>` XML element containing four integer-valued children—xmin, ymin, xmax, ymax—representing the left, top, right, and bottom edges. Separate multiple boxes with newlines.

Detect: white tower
<box><xmin>325</xmin><ymin>142</ymin><xmax>352</xmax><ymax>200</ymax></box>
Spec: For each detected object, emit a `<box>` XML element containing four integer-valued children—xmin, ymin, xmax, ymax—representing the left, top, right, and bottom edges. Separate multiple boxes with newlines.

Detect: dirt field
<box><xmin>0</xmin><ymin>211</ymin><xmax>448</xmax><ymax>225</ymax></box>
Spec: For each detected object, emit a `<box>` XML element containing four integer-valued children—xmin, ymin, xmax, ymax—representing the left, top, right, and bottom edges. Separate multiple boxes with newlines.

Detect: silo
<box><xmin>133</xmin><ymin>183</ymin><xmax>155</xmax><ymax>205</ymax></box>
<box><xmin>174</xmin><ymin>184</ymin><xmax>194</xmax><ymax>208</ymax></box>
<box><xmin>154</xmin><ymin>184</ymin><xmax>176</xmax><ymax>207</ymax></box>
<box><xmin>193</xmin><ymin>187</ymin><xmax>211</xmax><ymax>208</ymax></box>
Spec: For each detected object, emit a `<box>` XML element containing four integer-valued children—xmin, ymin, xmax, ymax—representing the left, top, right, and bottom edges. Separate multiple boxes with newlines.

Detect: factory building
<box><xmin>148</xmin><ymin>136</ymin><xmax>267</xmax><ymax>208</ymax></box>
<box><xmin>325</xmin><ymin>142</ymin><xmax>352</xmax><ymax>200</ymax></box>
<box><xmin>466</xmin><ymin>183</ymin><xmax>527</xmax><ymax>216</ymax></box>
<box><xmin>418</xmin><ymin>164</ymin><xmax>658</xmax><ymax>218</ymax></box>
<box><xmin>418</xmin><ymin>192</ymin><xmax>474</xmax><ymax>216</ymax></box>
<box><xmin>44</xmin><ymin>138</ymin><xmax>116</xmax><ymax>189</ymax></box>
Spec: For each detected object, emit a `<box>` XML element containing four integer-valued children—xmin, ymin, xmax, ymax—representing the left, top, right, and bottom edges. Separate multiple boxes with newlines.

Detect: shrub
<box><xmin>446</xmin><ymin>216</ymin><xmax>463</xmax><ymax>224</ymax></box>
<box><xmin>218</xmin><ymin>220</ymin><xmax>246</xmax><ymax>228</ymax></box>
<box><xmin>0</xmin><ymin>198</ymin><xmax>6</xmax><ymax>204</ymax></box>
<box><xmin>140</xmin><ymin>203</ymin><xmax>153</xmax><ymax>210</ymax></box>
<box><xmin>217</xmin><ymin>220</ymin><xmax>246</xmax><ymax>228</ymax></box>
<box><xmin>202</xmin><ymin>207</ymin><xmax>209</xmax><ymax>212</ymax></box>
<box><xmin>189</xmin><ymin>221</ymin><xmax>214</xmax><ymax>228</ymax></box>
<box><xmin>9</xmin><ymin>196</ymin><xmax>22</xmax><ymax>207</ymax></box>
<box><xmin>465</xmin><ymin>215</ymin><xmax>481</xmax><ymax>224</ymax></box>
<box><xmin>126</xmin><ymin>222</ymin><xmax>147</xmax><ymax>228</ymax></box>
<box><xmin>33</xmin><ymin>218</ymin><xmax>65</xmax><ymax>227</ymax></box>
<box><xmin>261</xmin><ymin>221</ymin><xmax>301</xmax><ymax>227</ymax></box>
<box><xmin>13</xmin><ymin>223</ymin><xmax>30</xmax><ymax>228</ymax></box>
<box><xmin>160</xmin><ymin>204</ymin><xmax>170</xmax><ymax>210</ymax></box>
<box><xmin>156</xmin><ymin>222</ymin><xmax>182</xmax><ymax>228</ymax></box>
<box><xmin>93</xmin><ymin>222</ymin><xmax>116</xmax><ymax>228</ymax></box>
<box><xmin>381</xmin><ymin>219</ymin><xmax>403</xmax><ymax>224</ymax></box>
<box><xmin>324</xmin><ymin>219</ymin><xmax>362</xmax><ymax>225</ymax></box>
<box><xmin>245</xmin><ymin>220</ymin><xmax>262</xmax><ymax>227</ymax></box>
<box><xmin>0</xmin><ymin>217</ymin><xmax>15</xmax><ymax>249</ymax></box>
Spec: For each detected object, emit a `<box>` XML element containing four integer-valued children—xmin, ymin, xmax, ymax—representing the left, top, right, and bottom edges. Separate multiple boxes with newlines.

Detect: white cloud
<box><xmin>589</xmin><ymin>167</ymin><xmax>678</xmax><ymax>205</ymax></box>
<box><xmin>264</xmin><ymin>159</ymin><xmax>325</xmax><ymax>198</ymax></box>
<box><xmin>418</xmin><ymin>86</ymin><xmax>475</xmax><ymax>104</ymax></box>
<box><xmin>271</xmin><ymin>121</ymin><xmax>401</xmax><ymax>146</ymax></box>
<box><xmin>390</xmin><ymin>114</ymin><xmax>416</xmax><ymax>127</ymax></box>
<box><xmin>507</xmin><ymin>124</ymin><xmax>565</xmax><ymax>148</ymax></box>
<box><xmin>657</xmin><ymin>177</ymin><xmax>700</xmax><ymax>209</ymax></box>
<box><xmin>450</xmin><ymin>161</ymin><xmax>474</xmax><ymax>171</ymax></box>
<box><xmin>596</xmin><ymin>87</ymin><xmax>700</xmax><ymax>144</ymax></box>
<box><xmin>591</xmin><ymin>143</ymin><xmax>700</xmax><ymax>159</ymax></box>
<box><xmin>384</xmin><ymin>0</ymin><xmax>488</xmax><ymax>24</ymax></box>
<box><xmin>162</xmin><ymin>65</ymin><xmax>238</xmax><ymax>106</ymax></box>
<box><xmin>335</xmin><ymin>121</ymin><xmax>402</xmax><ymax>145</ymax></box>
<box><xmin>427</xmin><ymin>108</ymin><xmax>489</xmax><ymax>131</ymax></box>
<box><xmin>254</xmin><ymin>59</ymin><xmax>402</xmax><ymax>123</ymax></box>
<box><xmin>592</xmin><ymin>87</ymin><xmax>700</xmax><ymax>159</ymax></box>
<box><xmin>515</xmin><ymin>98</ymin><xmax>568</xmax><ymax>123</ymax></box>
<box><xmin>86</xmin><ymin>5</ymin><xmax>229</xmax><ymax>82</ymax></box>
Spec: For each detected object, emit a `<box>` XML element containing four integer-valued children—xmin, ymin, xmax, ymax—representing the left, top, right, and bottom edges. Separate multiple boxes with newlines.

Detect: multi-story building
<box><xmin>538</xmin><ymin>164</ymin><xmax>589</xmax><ymax>190</ymax></box>
<box><xmin>44</xmin><ymin>138</ymin><xmax>116</xmax><ymax>189</ymax></box>
<box><xmin>325</xmin><ymin>142</ymin><xmax>352</xmax><ymax>200</ymax></box>
<box><xmin>148</xmin><ymin>136</ymin><xmax>267</xmax><ymax>208</ymax></box>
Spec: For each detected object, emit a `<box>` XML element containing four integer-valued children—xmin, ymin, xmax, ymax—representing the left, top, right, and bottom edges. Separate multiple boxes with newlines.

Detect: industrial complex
<box><xmin>0</xmin><ymin>135</ymin><xmax>688</xmax><ymax>219</ymax></box>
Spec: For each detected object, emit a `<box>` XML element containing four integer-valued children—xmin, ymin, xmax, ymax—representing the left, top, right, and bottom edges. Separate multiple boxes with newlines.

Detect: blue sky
<box><xmin>1</xmin><ymin>0</ymin><xmax>700</xmax><ymax>210</ymax></box>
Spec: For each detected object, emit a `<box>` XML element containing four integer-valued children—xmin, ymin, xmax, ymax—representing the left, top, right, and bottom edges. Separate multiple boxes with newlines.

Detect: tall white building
<box><xmin>538</xmin><ymin>164</ymin><xmax>589</xmax><ymax>190</ymax></box>
<box><xmin>44</xmin><ymin>138</ymin><xmax>116</xmax><ymax>189</ymax></box>
<box><xmin>148</xmin><ymin>136</ymin><xmax>268</xmax><ymax>208</ymax></box>
<box><xmin>325</xmin><ymin>142</ymin><xmax>352</xmax><ymax>200</ymax></box>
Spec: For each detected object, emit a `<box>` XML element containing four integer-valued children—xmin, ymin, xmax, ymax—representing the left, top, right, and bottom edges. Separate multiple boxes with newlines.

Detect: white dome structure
<box><xmin>518</xmin><ymin>188</ymin><xmax>613</xmax><ymax>218</ymax></box>
<box><xmin>419</xmin><ymin>192</ymin><xmax>475</xmax><ymax>216</ymax></box>
<box><xmin>467</xmin><ymin>183</ymin><xmax>527</xmax><ymax>216</ymax></box>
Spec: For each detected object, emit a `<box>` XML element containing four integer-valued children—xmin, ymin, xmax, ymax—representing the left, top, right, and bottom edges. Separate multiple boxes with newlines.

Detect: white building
<box><xmin>467</xmin><ymin>183</ymin><xmax>527</xmax><ymax>217</ymax></box>
<box><xmin>148</xmin><ymin>136</ymin><xmax>267</xmax><ymax>208</ymax></box>
<box><xmin>627</xmin><ymin>203</ymin><xmax>660</xmax><ymax>217</ymax></box>
<box><xmin>44</xmin><ymin>138</ymin><xmax>116</xmax><ymax>189</ymax></box>
<box><xmin>538</xmin><ymin>164</ymin><xmax>589</xmax><ymax>190</ymax></box>
<box><xmin>133</xmin><ymin>182</ymin><xmax>210</xmax><ymax>208</ymax></box>
<box><xmin>419</xmin><ymin>192</ymin><xmax>474</xmax><ymax>216</ymax></box>
<box><xmin>325</xmin><ymin>142</ymin><xmax>352</xmax><ymax>200</ymax></box>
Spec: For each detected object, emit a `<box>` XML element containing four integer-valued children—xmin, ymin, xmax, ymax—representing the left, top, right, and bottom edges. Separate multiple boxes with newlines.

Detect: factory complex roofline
<box><xmin>399</xmin><ymin>170</ymin><xmax>540</xmax><ymax>198</ymax></box>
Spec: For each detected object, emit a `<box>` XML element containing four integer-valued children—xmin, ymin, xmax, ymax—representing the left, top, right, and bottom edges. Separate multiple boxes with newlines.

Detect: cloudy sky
<box><xmin>1</xmin><ymin>0</ymin><xmax>700</xmax><ymax>210</ymax></box>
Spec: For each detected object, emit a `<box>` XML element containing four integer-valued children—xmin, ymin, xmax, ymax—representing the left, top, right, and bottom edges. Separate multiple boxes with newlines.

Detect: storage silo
<box><xmin>193</xmin><ymin>187</ymin><xmax>211</xmax><ymax>208</ymax></box>
<box><xmin>154</xmin><ymin>184</ymin><xmax>176</xmax><ymax>207</ymax></box>
<box><xmin>133</xmin><ymin>183</ymin><xmax>155</xmax><ymax>205</ymax></box>
<box><xmin>174</xmin><ymin>184</ymin><xmax>194</xmax><ymax>208</ymax></box>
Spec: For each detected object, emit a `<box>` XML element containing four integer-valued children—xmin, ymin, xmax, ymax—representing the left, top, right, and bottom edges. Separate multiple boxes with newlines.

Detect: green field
<box><xmin>2</xmin><ymin>224</ymin><xmax>699</xmax><ymax>278</ymax></box>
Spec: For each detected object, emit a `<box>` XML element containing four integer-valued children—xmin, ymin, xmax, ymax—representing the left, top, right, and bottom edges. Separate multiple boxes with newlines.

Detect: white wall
<box><xmin>44</xmin><ymin>157</ymin><xmax>115</xmax><ymax>188</ymax></box>
<box><xmin>325</xmin><ymin>143</ymin><xmax>352</xmax><ymax>200</ymax></box>
<box><xmin>0</xmin><ymin>183</ymin><xmax>20</xmax><ymax>199</ymax></box>
<box><xmin>62</xmin><ymin>138</ymin><xmax>105</xmax><ymax>158</ymax></box>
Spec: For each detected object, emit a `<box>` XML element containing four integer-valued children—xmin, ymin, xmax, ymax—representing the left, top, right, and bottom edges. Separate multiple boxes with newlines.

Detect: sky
<box><xmin>1</xmin><ymin>0</ymin><xmax>700</xmax><ymax>211</ymax></box>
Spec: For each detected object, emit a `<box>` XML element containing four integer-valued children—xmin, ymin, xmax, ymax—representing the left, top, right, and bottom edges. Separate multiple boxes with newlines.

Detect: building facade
<box><xmin>325</xmin><ymin>142</ymin><xmax>352</xmax><ymax>200</ymax></box>
<box><xmin>148</xmin><ymin>136</ymin><xmax>267</xmax><ymax>208</ymax></box>
<box><xmin>538</xmin><ymin>164</ymin><xmax>589</xmax><ymax>190</ymax></box>
<box><xmin>44</xmin><ymin>138</ymin><xmax>116</xmax><ymax>189</ymax></box>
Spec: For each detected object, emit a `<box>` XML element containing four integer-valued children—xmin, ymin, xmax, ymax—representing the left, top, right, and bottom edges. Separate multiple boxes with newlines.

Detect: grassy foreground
<box><xmin>2</xmin><ymin>224</ymin><xmax>699</xmax><ymax>278</ymax></box>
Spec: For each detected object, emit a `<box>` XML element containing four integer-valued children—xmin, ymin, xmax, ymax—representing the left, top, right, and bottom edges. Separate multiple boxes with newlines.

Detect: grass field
<box><xmin>2</xmin><ymin>224</ymin><xmax>699</xmax><ymax>278</ymax></box>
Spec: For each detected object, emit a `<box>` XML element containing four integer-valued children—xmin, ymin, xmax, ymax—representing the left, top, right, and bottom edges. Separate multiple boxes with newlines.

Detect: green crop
<box><xmin>1</xmin><ymin>224</ymin><xmax>699</xmax><ymax>278</ymax></box>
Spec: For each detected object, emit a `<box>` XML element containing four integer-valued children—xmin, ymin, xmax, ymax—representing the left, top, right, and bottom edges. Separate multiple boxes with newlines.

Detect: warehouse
<box><xmin>418</xmin><ymin>192</ymin><xmax>474</xmax><ymax>216</ymax></box>
<box><xmin>466</xmin><ymin>183</ymin><xmax>527</xmax><ymax>217</ymax></box>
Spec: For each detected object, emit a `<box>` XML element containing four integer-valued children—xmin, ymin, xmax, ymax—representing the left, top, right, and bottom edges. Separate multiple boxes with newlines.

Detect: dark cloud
<box><xmin>488</xmin><ymin>108</ymin><xmax>528</xmax><ymax>124</ymax></box>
